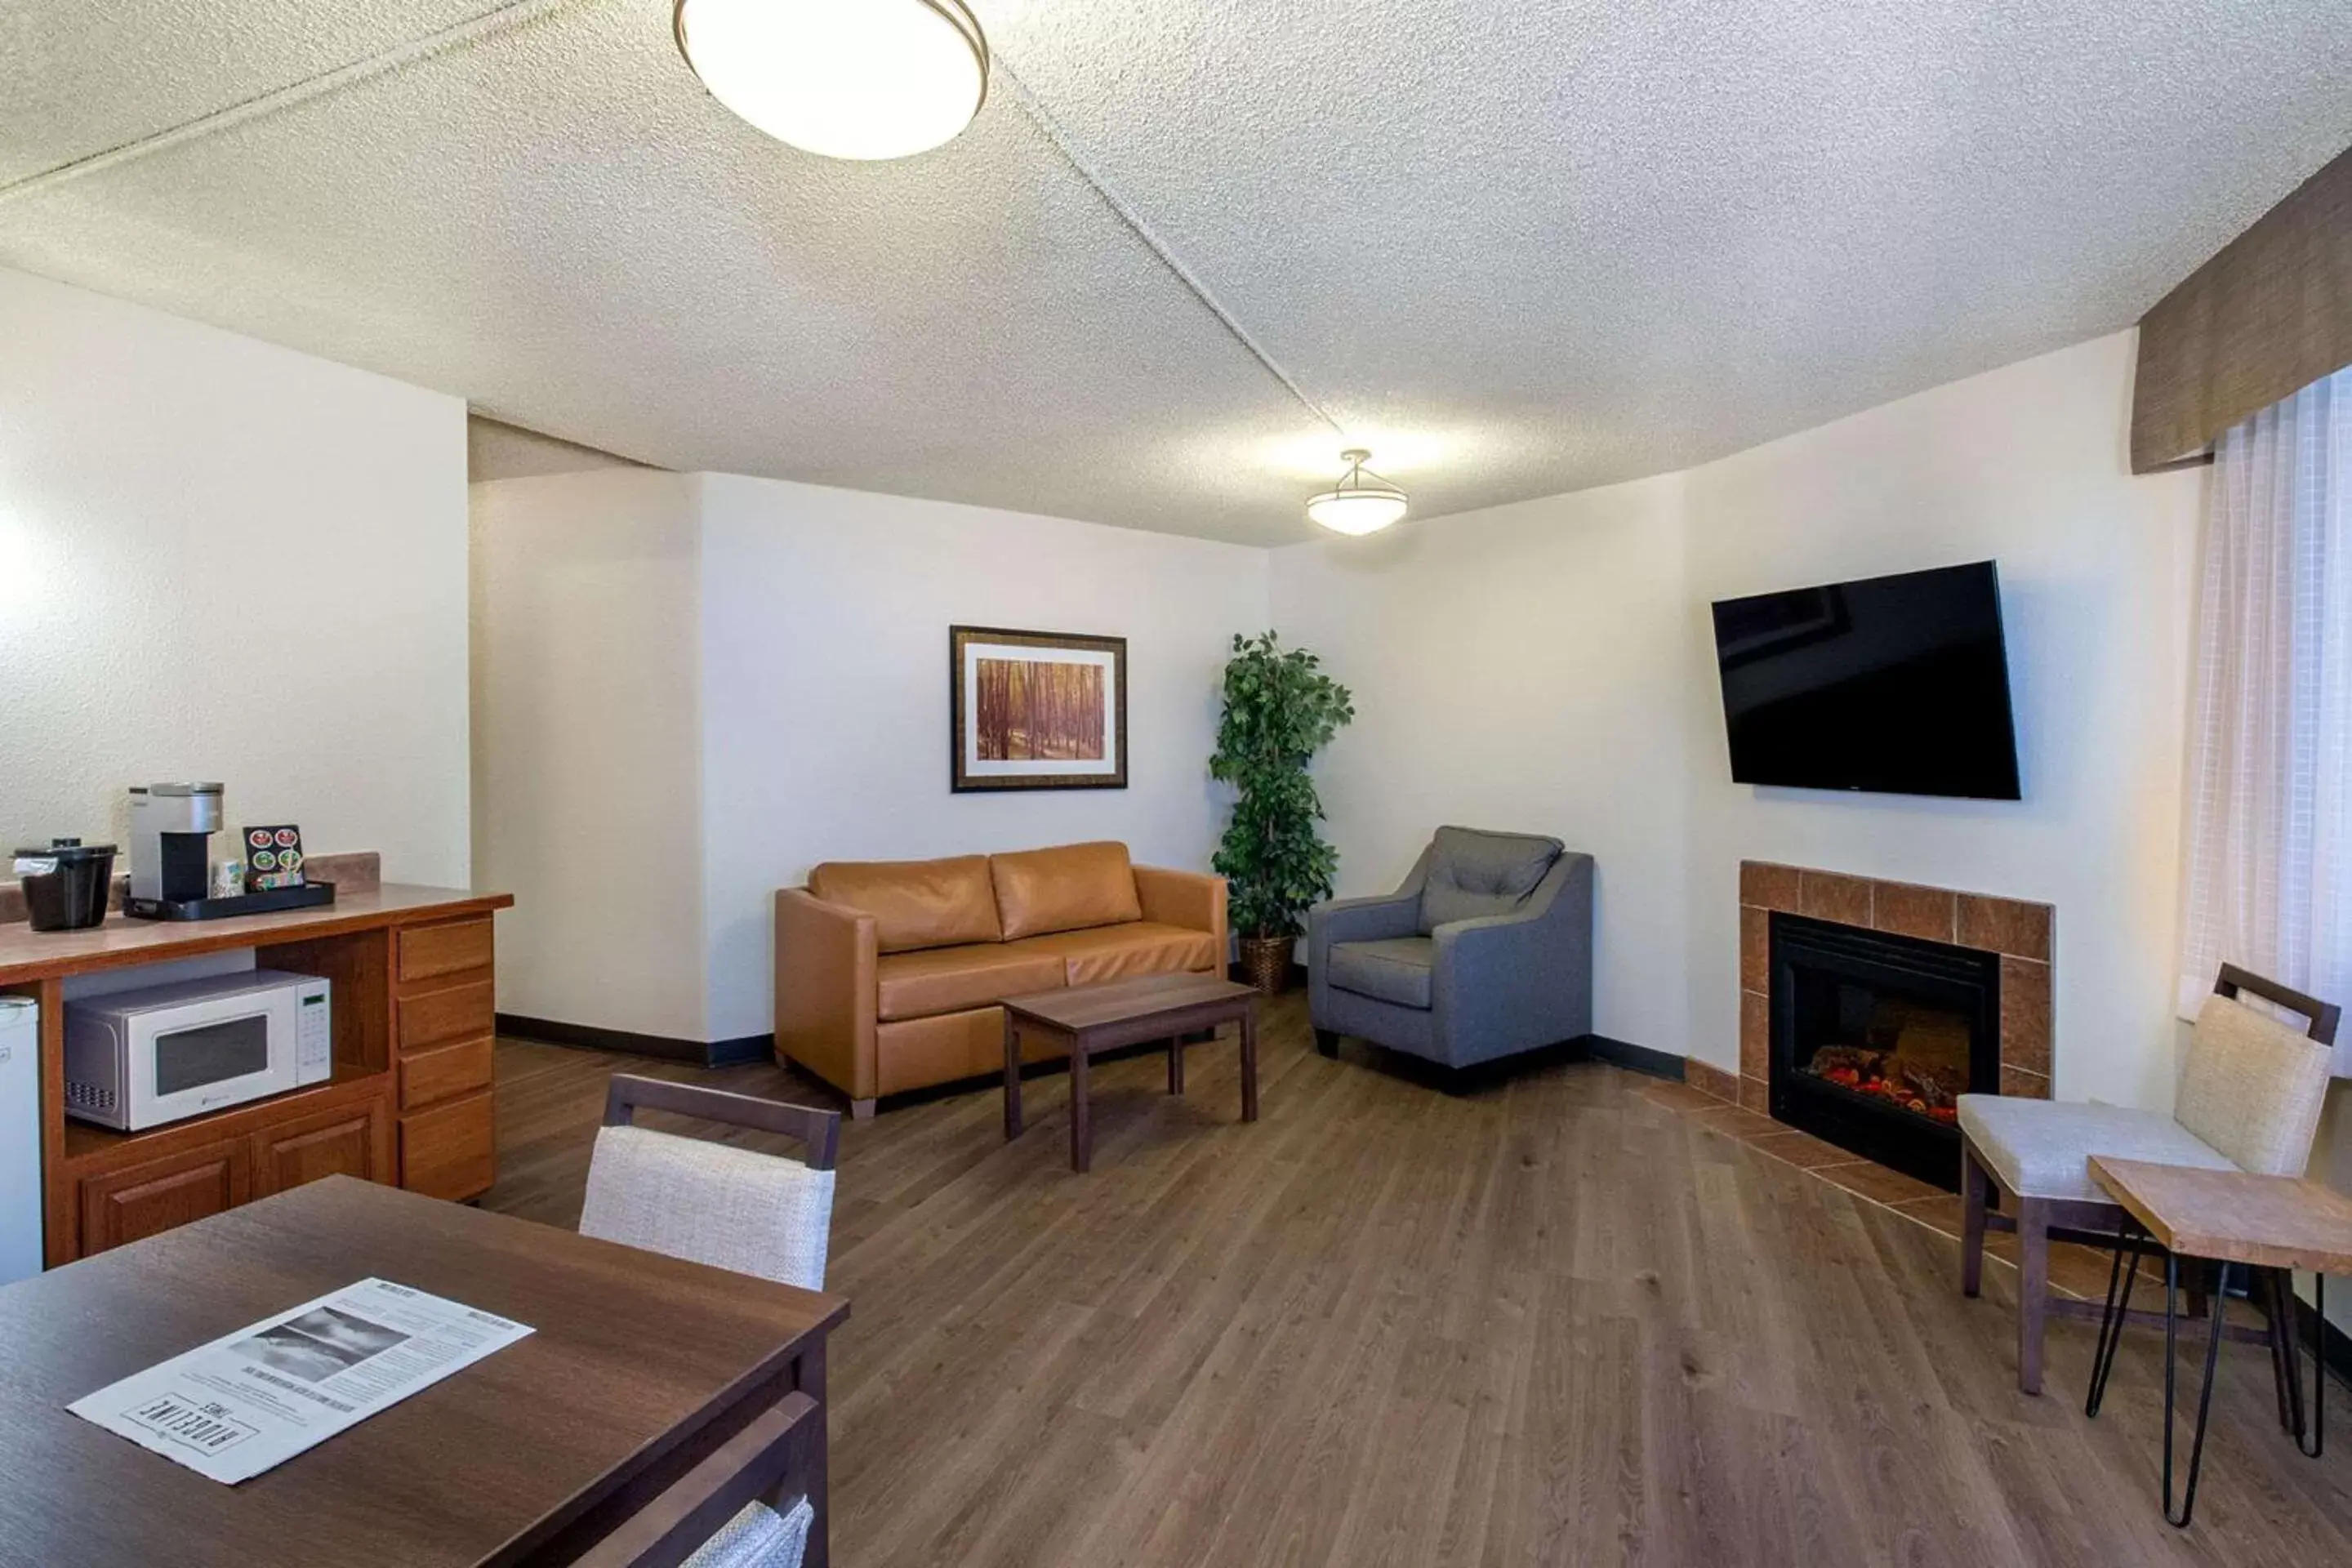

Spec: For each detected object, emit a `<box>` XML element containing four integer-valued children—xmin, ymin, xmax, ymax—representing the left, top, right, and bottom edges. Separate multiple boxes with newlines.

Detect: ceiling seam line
<box><xmin>991</xmin><ymin>56</ymin><xmax>1348</xmax><ymax>441</ymax></box>
<box><xmin>0</xmin><ymin>0</ymin><xmax>604</xmax><ymax>207</ymax></box>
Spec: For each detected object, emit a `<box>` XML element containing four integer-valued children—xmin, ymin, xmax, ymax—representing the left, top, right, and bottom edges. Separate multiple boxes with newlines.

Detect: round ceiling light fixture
<box><xmin>1306</xmin><ymin>448</ymin><xmax>1409</xmax><ymax>535</ymax></box>
<box><xmin>673</xmin><ymin>0</ymin><xmax>988</xmax><ymax>162</ymax></box>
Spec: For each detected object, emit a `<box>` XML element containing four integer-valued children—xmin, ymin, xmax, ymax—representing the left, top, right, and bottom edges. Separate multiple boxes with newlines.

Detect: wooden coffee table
<box><xmin>1001</xmin><ymin>973</ymin><xmax>1259</xmax><ymax>1172</ymax></box>
<box><xmin>2084</xmin><ymin>1156</ymin><xmax>2352</xmax><ymax>1527</ymax></box>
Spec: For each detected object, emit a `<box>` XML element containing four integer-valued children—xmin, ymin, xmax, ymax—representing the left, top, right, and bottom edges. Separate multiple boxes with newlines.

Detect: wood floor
<box><xmin>485</xmin><ymin>996</ymin><xmax>2352</xmax><ymax>1567</ymax></box>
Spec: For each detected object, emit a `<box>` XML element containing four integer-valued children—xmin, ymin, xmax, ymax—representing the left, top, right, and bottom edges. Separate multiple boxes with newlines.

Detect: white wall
<box><xmin>1680</xmin><ymin>332</ymin><xmax>2200</xmax><ymax>1107</ymax></box>
<box><xmin>470</xmin><ymin>471</ymin><xmax>706</xmax><ymax>1037</ymax></box>
<box><xmin>470</xmin><ymin>469</ymin><xmax>1271</xmax><ymax>1043</ymax></box>
<box><xmin>0</xmin><ymin>265</ymin><xmax>470</xmax><ymax>883</ymax></box>
<box><xmin>1272</xmin><ymin>331</ymin><xmax>2205</xmax><ymax>1110</ymax></box>
<box><xmin>468</xmin><ymin>416</ymin><xmax>650</xmax><ymax>483</ymax></box>
<box><xmin>1271</xmin><ymin>473</ymin><xmax>1699</xmax><ymax>1056</ymax></box>
<box><xmin>697</xmin><ymin>473</ymin><xmax>1269</xmax><ymax>1040</ymax></box>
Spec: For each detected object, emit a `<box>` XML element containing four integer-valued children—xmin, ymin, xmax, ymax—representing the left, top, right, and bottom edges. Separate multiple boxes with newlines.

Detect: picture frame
<box><xmin>950</xmin><ymin>625</ymin><xmax>1129</xmax><ymax>792</ymax></box>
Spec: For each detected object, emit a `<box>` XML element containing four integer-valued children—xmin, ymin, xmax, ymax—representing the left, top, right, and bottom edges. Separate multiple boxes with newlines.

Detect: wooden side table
<box><xmin>2085</xmin><ymin>1156</ymin><xmax>2351</xmax><ymax>1527</ymax></box>
<box><xmin>1000</xmin><ymin>973</ymin><xmax>1259</xmax><ymax>1172</ymax></box>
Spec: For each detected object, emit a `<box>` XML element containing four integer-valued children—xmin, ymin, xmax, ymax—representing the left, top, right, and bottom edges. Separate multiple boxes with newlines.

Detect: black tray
<box><xmin>122</xmin><ymin>881</ymin><xmax>337</xmax><ymax>922</ymax></box>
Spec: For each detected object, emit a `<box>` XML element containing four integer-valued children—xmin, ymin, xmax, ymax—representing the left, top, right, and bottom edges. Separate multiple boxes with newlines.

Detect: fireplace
<box><xmin>1767</xmin><ymin>913</ymin><xmax>2001</xmax><ymax>1189</ymax></box>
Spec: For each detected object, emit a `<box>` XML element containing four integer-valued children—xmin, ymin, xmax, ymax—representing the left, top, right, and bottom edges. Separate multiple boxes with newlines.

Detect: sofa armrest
<box><xmin>775</xmin><ymin>888</ymin><xmax>879</xmax><ymax>1100</ymax></box>
<box><xmin>1432</xmin><ymin>854</ymin><xmax>1594</xmax><ymax>1048</ymax></box>
<box><xmin>1134</xmin><ymin>866</ymin><xmax>1227</xmax><ymax>964</ymax></box>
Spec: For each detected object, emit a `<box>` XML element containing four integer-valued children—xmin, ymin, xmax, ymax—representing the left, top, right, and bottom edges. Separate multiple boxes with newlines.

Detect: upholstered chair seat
<box><xmin>1324</xmin><ymin>937</ymin><xmax>1437</xmax><ymax>1009</ymax></box>
<box><xmin>1954</xmin><ymin>1098</ymin><xmax>2235</xmax><ymax>1205</ymax></box>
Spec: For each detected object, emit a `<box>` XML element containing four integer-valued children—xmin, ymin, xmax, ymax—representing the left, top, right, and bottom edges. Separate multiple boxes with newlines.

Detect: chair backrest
<box><xmin>1416</xmin><ymin>826</ymin><xmax>1564</xmax><ymax>934</ymax></box>
<box><xmin>572</xmin><ymin>1389</ymin><xmax>818</xmax><ymax>1568</ymax></box>
<box><xmin>2174</xmin><ymin>964</ymin><xmax>2341</xmax><ymax>1176</ymax></box>
<box><xmin>579</xmin><ymin>1076</ymin><xmax>841</xmax><ymax>1291</ymax></box>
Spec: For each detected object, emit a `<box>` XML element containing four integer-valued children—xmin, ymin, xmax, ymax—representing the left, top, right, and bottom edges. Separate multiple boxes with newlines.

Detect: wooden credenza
<box><xmin>0</xmin><ymin>884</ymin><xmax>512</xmax><ymax>1265</ymax></box>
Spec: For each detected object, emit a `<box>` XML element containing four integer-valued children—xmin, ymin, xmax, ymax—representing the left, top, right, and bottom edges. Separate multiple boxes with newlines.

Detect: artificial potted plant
<box><xmin>1209</xmin><ymin>630</ymin><xmax>1356</xmax><ymax>993</ymax></box>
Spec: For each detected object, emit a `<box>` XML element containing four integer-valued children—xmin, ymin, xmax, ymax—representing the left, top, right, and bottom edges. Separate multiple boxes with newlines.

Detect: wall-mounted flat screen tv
<box><xmin>1710</xmin><ymin>560</ymin><xmax>2020</xmax><ymax>800</ymax></box>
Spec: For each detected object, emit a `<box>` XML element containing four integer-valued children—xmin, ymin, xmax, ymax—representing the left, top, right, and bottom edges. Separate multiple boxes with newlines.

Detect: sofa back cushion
<box><xmin>991</xmin><ymin>842</ymin><xmax>1143</xmax><ymax>940</ymax></box>
<box><xmin>808</xmin><ymin>854</ymin><xmax>1002</xmax><ymax>954</ymax></box>
<box><xmin>1417</xmin><ymin>826</ymin><xmax>1563</xmax><ymax>934</ymax></box>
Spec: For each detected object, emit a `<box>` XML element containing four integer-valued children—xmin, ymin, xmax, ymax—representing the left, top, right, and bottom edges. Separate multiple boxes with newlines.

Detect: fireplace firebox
<box><xmin>1767</xmin><ymin>912</ymin><xmax>2001</xmax><ymax>1189</ymax></box>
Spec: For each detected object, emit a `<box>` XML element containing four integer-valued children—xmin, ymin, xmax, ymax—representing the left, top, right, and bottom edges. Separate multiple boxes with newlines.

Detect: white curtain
<box><xmin>2177</xmin><ymin>365</ymin><xmax>2352</xmax><ymax>1020</ymax></box>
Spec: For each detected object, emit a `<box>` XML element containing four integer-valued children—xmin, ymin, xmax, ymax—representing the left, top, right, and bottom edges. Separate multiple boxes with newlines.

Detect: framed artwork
<box><xmin>950</xmin><ymin>625</ymin><xmax>1128</xmax><ymax>792</ymax></box>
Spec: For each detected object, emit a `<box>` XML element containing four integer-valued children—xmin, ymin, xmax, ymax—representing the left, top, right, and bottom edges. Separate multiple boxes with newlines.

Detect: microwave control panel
<box><xmin>296</xmin><ymin>982</ymin><xmax>333</xmax><ymax>1084</ymax></box>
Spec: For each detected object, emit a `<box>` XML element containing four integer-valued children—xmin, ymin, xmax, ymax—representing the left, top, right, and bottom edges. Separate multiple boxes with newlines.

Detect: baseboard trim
<box><xmin>1579</xmin><ymin>1034</ymin><xmax>1686</xmax><ymax>1082</ymax></box>
<box><xmin>497</xmin><ymin>1013</ymin><xmax>773</xmax><ymax>1069</ymax></box>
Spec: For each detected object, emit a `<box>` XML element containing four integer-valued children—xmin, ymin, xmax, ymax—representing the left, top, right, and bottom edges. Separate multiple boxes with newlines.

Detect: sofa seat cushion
<box><xmin>1005</xmin><ymin>922</ymin><xmax>1218</xmax><ymax>987</ymax></box>
<box><xmin>1419</xmin><ymin>826</ymin><xmax>1563</xmax><ymax>934</ymax></box>
<box><xmin>875</xmin><ymin>944</ymin><xmax>1065</xmax><ymax>1022</ymax></box>
<box><xmin>991</xmin><ymin>842</ymin><xmax>1143</xmax><ymax>939</ymax></box>
<box><xmin>809</xmin><ymin>853</ymin><xmax>1001</xmax><ymax>954</ymax></box>
<box><xmin>1326</xmin><ymin>938</ymin><xmax>1437</xmax><ymax>1009</ymax></box>
<box><xmin>1956</xmin><ymin>1094</ymin><xmax>2238</xmax><ymax>1204</ymax></box>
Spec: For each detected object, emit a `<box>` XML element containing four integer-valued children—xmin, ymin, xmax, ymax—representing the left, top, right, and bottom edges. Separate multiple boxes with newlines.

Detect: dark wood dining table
<box><xmin>0</xmin><ymin>1176</ymin><xmax>848</xmax><ymax>1567</ymax></box>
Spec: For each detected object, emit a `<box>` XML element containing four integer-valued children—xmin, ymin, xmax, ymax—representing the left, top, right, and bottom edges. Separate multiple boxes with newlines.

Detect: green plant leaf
<box><xmin>1209</xmin><ymin>630</ymin><xmax>1355</xmax><ymax>939</ymax></box>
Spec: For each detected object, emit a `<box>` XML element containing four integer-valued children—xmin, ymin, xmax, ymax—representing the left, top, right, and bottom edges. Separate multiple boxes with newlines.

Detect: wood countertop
<box><xmin>0</xmin><ymin>884</ymin><xmax>514</xmax><ymax>986</ymax></box>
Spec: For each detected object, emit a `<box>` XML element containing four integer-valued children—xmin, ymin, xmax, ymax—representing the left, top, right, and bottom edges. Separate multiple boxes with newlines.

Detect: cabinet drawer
<box><xmin>397</xmin><ymin>978</ymin><xmax>494</xmax><ymax>1052</ymax></box>
<box><xmin>397</xmin><ymin>917</ymin><xmax>493</xmax><ymax>987</ymax></box>
<box><xmin>400</xmin><ymin>1089</ymin><xmax>495</xmax><ymax>1200</ymax></box>
<box><xmin>399</xmin><ymin>1036</ymin><xmax>494</xmax><ymax>1111</ymax></box>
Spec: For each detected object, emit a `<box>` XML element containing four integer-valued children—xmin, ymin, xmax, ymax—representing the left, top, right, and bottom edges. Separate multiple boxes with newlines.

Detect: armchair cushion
<box><xmin>1327</xmin><ymin>938</ymin><xmax>1436</xmax><ymax>1009</ymax></box>
<box><xmin>1955</xmin><ymin>1094</ymin><xmax>2234</xmax><ymax>1204</ymax></box>
<box><xmin>1418</xmin><ymin>826</ymin><xmax>1563</xmax><ymax>934</ymax></box>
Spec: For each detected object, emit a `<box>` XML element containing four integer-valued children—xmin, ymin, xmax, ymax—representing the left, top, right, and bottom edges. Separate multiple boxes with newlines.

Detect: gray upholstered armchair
<box><xmin>1307</xmin><ymin>826</ymin><xmax>1593</xmax><ymax>1071</ymax></box>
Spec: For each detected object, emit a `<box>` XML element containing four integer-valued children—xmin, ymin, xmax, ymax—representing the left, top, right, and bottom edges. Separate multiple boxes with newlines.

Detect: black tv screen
<box><xmin>1710</xmin><ymin>561</ymin><xmax>2020</xmax><ymax>800</ymax></box>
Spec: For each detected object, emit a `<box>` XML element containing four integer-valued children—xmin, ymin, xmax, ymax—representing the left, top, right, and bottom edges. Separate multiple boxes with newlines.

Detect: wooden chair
<box><xmin>580</xmin><ymin>1076</ymin><xmax>843</xmax><ymax>1291</ymax></box>
<box><xmin>1958</xmin><ymin>964</ymin><xmax>2339</xmax><ymax>1393</ymax></box>
<box><xmin>572</xmin><ymin>1388</ymin><xmax>820</xmax><ymax>1568</ymax></box>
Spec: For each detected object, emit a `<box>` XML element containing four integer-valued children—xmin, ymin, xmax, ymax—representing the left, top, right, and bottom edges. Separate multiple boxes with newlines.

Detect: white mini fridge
<box><xmin>0</xmin><ymin>998</ymin><xmax>40</xmax><ymax>1282</ymax></box>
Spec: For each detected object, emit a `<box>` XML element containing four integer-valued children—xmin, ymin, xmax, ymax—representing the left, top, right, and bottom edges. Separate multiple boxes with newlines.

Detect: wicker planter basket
<box><xmin>1238</xmin><ymin>934</ymin><xmax>1293</xmax><ymax>995</ymax></box>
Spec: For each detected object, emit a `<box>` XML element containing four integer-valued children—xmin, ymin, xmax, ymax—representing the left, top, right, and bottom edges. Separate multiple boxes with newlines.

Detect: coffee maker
<box><xmin>127</xmin><ymin>782</ymin><xmax>224</xmax><ymax>905</ymax></box>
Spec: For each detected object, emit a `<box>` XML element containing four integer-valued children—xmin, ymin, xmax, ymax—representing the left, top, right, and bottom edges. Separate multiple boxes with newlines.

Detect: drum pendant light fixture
<box><xmin>1306</xmin><ymin>448</ymin><xmax>1409</xmax><ymax>535</ymax></box>
<box><xmin>673</xmin><ymin>0</ymin><xmax>988</xmax><ymax>161</ymax></box>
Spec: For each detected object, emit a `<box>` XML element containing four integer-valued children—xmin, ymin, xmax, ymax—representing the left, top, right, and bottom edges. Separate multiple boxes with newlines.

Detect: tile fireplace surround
<box><xmin>1684</xmin><ymin>862</ymin><xmax>2056</xmax><ymax>1118</ymax></box>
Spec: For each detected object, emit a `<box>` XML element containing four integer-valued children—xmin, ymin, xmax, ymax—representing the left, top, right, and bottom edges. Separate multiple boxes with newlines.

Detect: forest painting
<box><xmin>974</xmin><ymin>658</ymin><xmax>1106</xmax><ymax>760</ymax></box>
<box><xmin>951</xmin><ymin>626</ymin><xmax>1128</xmax><ymax>791</ymax></box>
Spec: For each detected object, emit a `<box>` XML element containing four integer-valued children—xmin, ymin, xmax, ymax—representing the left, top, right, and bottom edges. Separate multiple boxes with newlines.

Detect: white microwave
<box><xmin>64</xmin><ymin>969</ymin><xmax>332</xmax><ymax>1131</ymax></box>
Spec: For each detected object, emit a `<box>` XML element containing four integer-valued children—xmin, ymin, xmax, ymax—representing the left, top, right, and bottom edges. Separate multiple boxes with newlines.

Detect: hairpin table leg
<box><xmin>2163</xmin><ymin>1256</ymin><xmax>2233</xmax><ymax>1529</ymax></box>
<box><xmin>2297</xmin><ymin>1273</ymin><xmax>2326</xmax><ymax>1459</ymax></box>
<box><xmin>2087</xmin><ymin>1219</ymin><xmax>2145</xmax><ymax>1419</ymax></box>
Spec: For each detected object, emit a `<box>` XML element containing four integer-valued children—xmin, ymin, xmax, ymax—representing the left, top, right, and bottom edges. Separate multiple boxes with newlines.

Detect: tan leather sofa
<box><xmin>776</xmin><ymin>841</ymin><xmax>1227</xmax><ymax>1116</ymax></box>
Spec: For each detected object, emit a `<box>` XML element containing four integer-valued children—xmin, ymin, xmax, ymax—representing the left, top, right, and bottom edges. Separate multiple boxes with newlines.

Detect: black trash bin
<box><xmin>12</xmin><ymin>839</ymin><xmax>117</xmax><ymax>931</ymax></box>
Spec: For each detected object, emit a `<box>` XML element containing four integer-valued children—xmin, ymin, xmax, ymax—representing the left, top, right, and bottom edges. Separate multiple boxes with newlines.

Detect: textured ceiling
<box><xmin>3</xmin><ymin>0</ymin><xmax>2349</xmax><ymax>544</ymax></box>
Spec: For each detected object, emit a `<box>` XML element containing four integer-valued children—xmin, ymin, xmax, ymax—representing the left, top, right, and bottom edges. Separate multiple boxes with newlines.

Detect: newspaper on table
<box><xmin>67</xmin><ymin>1276</ymin><xmax>533</xmax><ymax>1484</ymax></box>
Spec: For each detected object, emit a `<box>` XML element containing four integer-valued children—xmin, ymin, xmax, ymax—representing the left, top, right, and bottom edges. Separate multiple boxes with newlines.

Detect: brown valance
<box><xmin>2132</xmin><ymin>143</ymin><xmax>2352</xmax><ymax>473</ymax></box>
